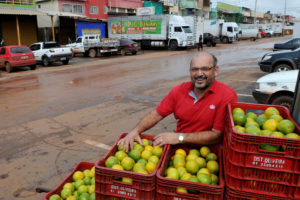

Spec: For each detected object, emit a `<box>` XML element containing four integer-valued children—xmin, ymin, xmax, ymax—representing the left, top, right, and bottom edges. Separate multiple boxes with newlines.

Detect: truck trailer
<box><xmin>108</xmin><ymin>15</ymin><xmax>194</xmax><ymax>50</ymax></box>
<box><xmin>204</xmin><ymin>20</ymin><xmax>239</xmax><ymax>43</ymax></box>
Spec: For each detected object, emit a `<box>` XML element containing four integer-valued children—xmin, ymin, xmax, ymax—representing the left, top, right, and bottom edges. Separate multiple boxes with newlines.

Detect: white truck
<box><xmin>107</xmin><ymin>15</ymin><xmax>194</xmax><ymax>50</ymax></box>
<box><xmin>66</xmin><ymin>35</ymin><xmax>120</xmax><ymax>58</ymax></box>
<box><xmin>29</xmin><ymin>42</ymin><xmax>73</xmax><ymax>66</ymax></box>
<box><xmin>183</xmin><ymin>16</ymin><xmax>204</xmax><ymax>45</ymax></box>
<box><xmin>204</xmin><ymin>20</ymin><xmax>239</xmax><ymax>43</ymax></box>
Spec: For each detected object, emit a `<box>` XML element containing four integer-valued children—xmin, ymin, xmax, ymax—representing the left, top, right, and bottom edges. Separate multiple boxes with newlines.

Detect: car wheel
<box><xmin>132</xmin><ymin>51</ymin><xmax>137</xmax><ymax>55</ymax></box>
<box><xmin>267</xmin><ymin>33</ymin><xmax>271</xmax><ymax>37</ymax></box>
<box><xmin>30</xmin><ymin>65</ymin><xmax>36</xmax><ymax>70</ymax></box>
<box><xmin>169</xmin><ymin>40</ymin><xmax>178</xmax><ymax>50</ymax></box>
<box><xmin>62</xmin><ymin>59</ymin><xmax>69</xmax><ymax>65</ymax></box>
<box><xmin>250</xmin><ymin>37</ymin><xmax>256</xmax><ymax>41</ymax></box>
<box><xmin>222</xmin><ymin>37</ymin><xmax>229</xmax><ymax>43</ymax></box>
<box><xmin>206</xmin><ymin>41</ymin><xmax>212</xmax><ymax>47</ymax></box>
<box><xmin>5</xmin><ymin>62</ymin><xmax>12</xmax><ymax>73</ymax></box>
<box><xmin>42</xmin><ymin>57</ymin><xmax>50</xmax><ymax>66</ymax></box>
<box><xmin>88</xmin><ymin>49</ymin><xmax>97</xmax><ymax>58</ymax></box>
<box><xmin>273</xmin><ymin>64</ymin><xmax>292</xmax><ymax>72</ymax></box>
<box><xmin>271</xmin><ymin>95</ymin><xmax>293</xmax><ymax>110</ymax></box>
<box><xmin>120</xmin><ymin>49</ymin><xmax>126</xmax><ymax>56</ymax></box>
<box><xmin>212</xmin><ymin>43</ymin><xmax>216</xmax><ymax>47</ymax></box>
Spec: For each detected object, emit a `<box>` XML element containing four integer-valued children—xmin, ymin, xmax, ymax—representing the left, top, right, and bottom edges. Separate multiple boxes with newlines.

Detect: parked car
<box><xmin>0</xmin><ymin>45</ymin><xmax>36</xmax><ymax>73</ymax></box>
<box><xmin>258</xmin><ymin>47</ymin><xmax>300</xmax><ymax>72</ymax></box>
<box><xmin>252</xmin><ymin>70</ymin><xmax>298</xmax><ymax>109</ymax></box>
<box><xmin>118</xmin><ymin>39</ymin><xmax>140</xmax><ymax>56</ymax></box>
<box><xmin>203</xmin><ymin>33</ymin><xmax>218</xmax><ymax>47</ymax></box>
<box><xmin>259</xmin><ymin>28</ymin><xmax>267</xmax><ymax>38</ymax></box>
<box><xmin>29</xmin><ymin>42</ymin><xmax>72</xmax><ymax>66</ymax></box>
<box><xmin>273</xmin><ymin>38</ymin><xmax>300</xmax><ymax>51</ymax></box>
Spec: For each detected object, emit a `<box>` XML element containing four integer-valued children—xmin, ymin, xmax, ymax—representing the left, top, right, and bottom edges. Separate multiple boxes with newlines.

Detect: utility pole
<box><xmin>284</xmin><ymin>0</ymin><xmax>287</xmax><ymax>25</ymax></box>
<box><xmin>254</xmin><ymin>0</ymin><xmax>257</xmax><ymax>24</ymax></box>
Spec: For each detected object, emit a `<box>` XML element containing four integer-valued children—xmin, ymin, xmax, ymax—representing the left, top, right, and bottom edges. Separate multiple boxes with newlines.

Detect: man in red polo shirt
<box><xmin>118</xmin><ymin>52</ymin><xmax>237</xmax><ymax>151</ymax></box>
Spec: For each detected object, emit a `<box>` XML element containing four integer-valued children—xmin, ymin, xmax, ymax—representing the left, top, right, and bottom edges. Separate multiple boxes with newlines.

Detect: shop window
<box><xmin>90</xmin><ymin>6</ymin><xmax>98</xmax><ymax>14</ymax></box>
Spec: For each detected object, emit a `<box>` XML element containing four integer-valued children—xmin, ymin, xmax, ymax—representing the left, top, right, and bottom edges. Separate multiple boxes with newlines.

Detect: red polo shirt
<box><xmin>156</xmin><ymin>80</ymin><xmax>237</xmax><ymax>133</ymax></box>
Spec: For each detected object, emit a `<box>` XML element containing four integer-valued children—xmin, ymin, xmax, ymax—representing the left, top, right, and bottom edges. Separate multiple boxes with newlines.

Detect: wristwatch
<box><xmin>178</xmin><ymin>133</ymin><xmax>184</xmax><ymax>143</ymax></box>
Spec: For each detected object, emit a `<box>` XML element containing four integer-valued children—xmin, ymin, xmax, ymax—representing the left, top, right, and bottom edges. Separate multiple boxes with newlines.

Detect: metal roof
<box><xmin>0</xmin><ymin>7</ymin><xmax>46</xmax><ymax>16</ymax></box>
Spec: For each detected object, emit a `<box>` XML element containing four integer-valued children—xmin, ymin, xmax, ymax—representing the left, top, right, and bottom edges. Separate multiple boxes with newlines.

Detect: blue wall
<box><xmin>76</xmin><ymin>22</ymin><xmax>106</xmax><ymax>37</ymax></box>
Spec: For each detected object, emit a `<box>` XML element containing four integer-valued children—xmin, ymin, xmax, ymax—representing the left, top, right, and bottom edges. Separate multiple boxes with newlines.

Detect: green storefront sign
<box><xmin>217</xmin><ymin>2</ymin><xmax>241</xmax><ymax>14</ymax></box>
<box><xmin>110</xmin><ymin>20</ymin><xmax>162</xmax><ymax>34</ymax></box>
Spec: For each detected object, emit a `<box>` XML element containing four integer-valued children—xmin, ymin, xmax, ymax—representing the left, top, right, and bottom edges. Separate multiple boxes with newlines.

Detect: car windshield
<box><xmin>182</xmin><ymin>26</ymin><xmax>192</xmax><ymax>33</ymax></box>
<box><xmin>44</xmin><ymin>42</ymin><xmax>60</xmax><ymax>49</ymax></box>
<box><xmin>120</xmin><ymin>39</ymin><xmax>134</xmax><ymax>45</ymax></box>
<box><xmin>76</xmin><ymin>37</ymin><xmax>82</xmax><ymax>43</ymax></box>
<box><xmin>10</xmin><ymin>46</ymin><xmax>31</xmax><ymax>53</ymax></box>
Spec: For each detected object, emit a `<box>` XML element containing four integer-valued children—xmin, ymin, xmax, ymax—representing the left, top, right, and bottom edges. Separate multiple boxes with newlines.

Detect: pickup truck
<box><xmin>29</xmin><ymin>42</ymin><xmax>72</xmax><ymax>66</ymax></box>
<box><xmin>66</xmin><ymin>35</ymin><xmax>120</xmax><ymax>58</ymax></box>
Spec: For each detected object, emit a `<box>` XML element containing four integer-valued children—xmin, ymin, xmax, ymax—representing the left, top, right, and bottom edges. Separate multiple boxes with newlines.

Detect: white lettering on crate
<box><xmin>252</xmin><ymin>156</ymin><xmax>285</xmax><ymax>169</ymax></box>
<box><xmin>109</xmin><ymin>184</ymin><xmax>137</xmax><ymax>198</ymax></box>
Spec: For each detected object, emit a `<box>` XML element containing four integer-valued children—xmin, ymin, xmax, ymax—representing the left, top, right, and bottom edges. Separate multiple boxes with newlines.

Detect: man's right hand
<box><xmin>117</xmin><ymin>131</ymin><xmax>143</xmax><ymax>152</ymax></box>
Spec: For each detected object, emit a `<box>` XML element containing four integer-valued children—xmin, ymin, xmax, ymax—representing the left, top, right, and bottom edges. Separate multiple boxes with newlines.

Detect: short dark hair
<box><xmin>190</xmin><ymin>52</ymin><xmax>218</xmax><ymax>68</ymax></box>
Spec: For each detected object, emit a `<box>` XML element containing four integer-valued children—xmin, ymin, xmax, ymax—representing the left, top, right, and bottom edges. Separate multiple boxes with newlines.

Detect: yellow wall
<box><xmin>1</xmin><ymin>15</ymin><xmax>37</xmax><ymax>46</ymax></box>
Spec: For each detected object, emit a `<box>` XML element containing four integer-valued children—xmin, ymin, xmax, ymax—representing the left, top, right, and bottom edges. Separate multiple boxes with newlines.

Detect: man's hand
<box><xmin>117</xmin><ymin>131</ymin><xmax>143</xmax><ymax>152</ymax></box>
<box><xmin>153</xmin><ymin>132</ymin><xmax>179</xmax><ymax>147</ymax></box>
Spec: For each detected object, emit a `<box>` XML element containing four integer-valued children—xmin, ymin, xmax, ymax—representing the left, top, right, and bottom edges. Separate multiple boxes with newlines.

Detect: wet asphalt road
<box><xmin>0</xmin><ymin>35</ymin><xmax>292</xmax><ymax>200</ymax></box>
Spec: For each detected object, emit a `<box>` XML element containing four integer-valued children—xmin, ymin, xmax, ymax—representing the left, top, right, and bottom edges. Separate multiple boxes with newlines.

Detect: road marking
<box><xmin>84</xmin><ymin>140</ymin><xmax>112</xmax><ymax>150</ymax></box>
<box><xmin>238</xmin><ymin>93</ymin><xmax>253</xmax><ymax>97</ymax></box>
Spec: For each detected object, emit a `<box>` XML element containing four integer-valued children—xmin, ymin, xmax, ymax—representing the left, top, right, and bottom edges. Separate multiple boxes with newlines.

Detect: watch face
<box><xmin>179</xmin><ymin>134</ymin><xmax>184</xmax><ymax>142</ymax></box>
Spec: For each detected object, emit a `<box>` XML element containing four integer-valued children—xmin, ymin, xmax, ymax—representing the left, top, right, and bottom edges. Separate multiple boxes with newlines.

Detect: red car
<box><xmin>0</xmin><ymin>45</ymin><xmax>36</xmax><ymax>73</ymax></box>
<box><xmin>259</xmin><ymin>28</ymin><xmax>267</xmax><ymax>38</ymax></box>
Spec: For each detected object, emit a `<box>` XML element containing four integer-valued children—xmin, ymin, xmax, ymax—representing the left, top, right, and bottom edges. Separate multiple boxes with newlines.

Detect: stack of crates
<box><xmin>224</xmin><ymin>102</ymin><xmax>300</xmax><ymax>200</ymax></box>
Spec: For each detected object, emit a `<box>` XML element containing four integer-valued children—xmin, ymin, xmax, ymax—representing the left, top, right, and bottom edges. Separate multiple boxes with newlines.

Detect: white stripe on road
<box><xmin>237</xmin><ymin>93</ymin><xmax>253</xmax><ymax>97</ymax></box>
<box><xmin>84</xmin><ymin>140</ymin><xmax>112</xmax><ymax>150</ymax></box>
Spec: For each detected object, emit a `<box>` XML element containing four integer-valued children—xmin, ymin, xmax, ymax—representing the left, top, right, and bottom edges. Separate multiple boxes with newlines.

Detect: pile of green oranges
<box><xmin>49</xmin><ymin>166</ymin><xmax>95</xmax><ymax>200</ymax></box>
<box><xmin>232</xmin><ymin>107</ymin><xmax>300</xmax><ymax>151</ymax></box>
<box><xmin>164</xmin><ymin>146</ymin><xmax>219</xmax><ymax>194</ymax></box>
<box><xmin>104</xmin><ymin>138</ymin><xmax>163</xmax><ymax>183</ymax></box>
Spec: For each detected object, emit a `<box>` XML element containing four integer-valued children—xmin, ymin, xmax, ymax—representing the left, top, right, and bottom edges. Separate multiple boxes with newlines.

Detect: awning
<box><xmin>0</xmin><ymin>7</ymin><xmax>47</xmax><ymax>16</ymax></box>
<box><xmin>38</xmin><ymin>10</ymin><xmax>86</xmax><ymax>18</ymax></box>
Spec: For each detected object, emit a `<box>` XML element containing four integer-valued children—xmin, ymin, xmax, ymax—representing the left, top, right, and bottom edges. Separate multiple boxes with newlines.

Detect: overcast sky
<box><xmin>211</xmin><ymin>0</ymin><xmax>300</xmax><ymax>18</ymax></box>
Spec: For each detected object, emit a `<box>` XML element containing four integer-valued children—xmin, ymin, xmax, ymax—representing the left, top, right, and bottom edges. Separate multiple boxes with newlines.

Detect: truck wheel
<box><xmin>42</xmin><ymin>57</ymin><xmax>50</xmax><ymax>66</ymax></box>
<box><xmin>132</xmin><ymin>51</ymin><xmax>137</xmax><ymax>55</ymax></box>
<box><xmin>273</xmin><ymin>64</ymin><xmax>292</xmax><ymax>72</ymax></box>
<box><xmin>267</xmin><ymin>33</ymin><xmax>271</xmax><ymax>37</ymax></box>
<box><xmin>62</xmin><ymin>59</ymin><xmax>69</xmax><ymax>65</ymax></box>
<box><xmin>169</xmin><ymin>40</ymin><xmax>178</xmax><ymax>51</ymax></box>
<box><xmin>5</xmin><ymin>62</ymin><xmax>12</xmax><ymax>73</ymax></box>
<box><xmin>206</xmin><ymin>41</ymin><xmax>212</xmax><ymax>47</ymax></box>
<box><xmin>212</xmin><ymin>43</ymin><xmax>216</xmax><ymax>47</ymax></box>
<box><xmin>271</xmin><ymin>95</ymin><xmax>293</xmax><ymax>110</ymax></box>
<box><xmin>222</xmin><ymin>37</ymin><xmax>229</xmax><ymax>43</ymax></box>
<box><xmin>30</xmin><ymin>65</ymin><xmax>36</xmax><ymax>70</ymax></box>
<box><xmin>120</xmin><ymin>49</ymin><xmax>126</xmax><ymax>56</ymax></box>
<box><xmin>88</xmin><ymin>49</ymin><xmax>97</xmax><ymax>58</ymax></box>
<box><xmin>250</xmin><ymin>37</ymin><xmax>256</xmax><ymax>41</ymax></box>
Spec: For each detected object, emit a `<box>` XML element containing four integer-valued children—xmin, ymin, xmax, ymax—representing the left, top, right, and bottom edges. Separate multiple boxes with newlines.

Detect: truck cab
<box><xmin>221</xmin><ymin>22</ymin><xmax>239</xmax><ymax>43</ymax></box>
<box><xmin>168</xmin><ymin>15</ymin><xmax>194</xmax><ymax>50</ymax></box>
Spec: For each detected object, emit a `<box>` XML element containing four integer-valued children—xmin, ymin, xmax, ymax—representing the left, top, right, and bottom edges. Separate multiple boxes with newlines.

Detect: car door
<box><xmin>0</xmin><ymin>47</ymin><xmax>6</xmax><ymax>67</ymax></box>
<box><xmin>30</xmin><ymin>44</ymin><xmax>42</xmax><ymax>60</ymax></box>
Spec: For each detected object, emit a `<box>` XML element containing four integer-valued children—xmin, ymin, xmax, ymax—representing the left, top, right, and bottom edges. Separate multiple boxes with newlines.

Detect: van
<box><xmin>238</xmin><ymin>28</ymin><xmax>259</xmax><ymax>41</ymax></box>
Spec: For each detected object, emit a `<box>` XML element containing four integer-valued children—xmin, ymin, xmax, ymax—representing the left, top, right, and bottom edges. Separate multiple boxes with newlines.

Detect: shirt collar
<box><xmin>189</xmin><ymin>80</ymin><xmax>217</xmax><ymax>104</ymax></box>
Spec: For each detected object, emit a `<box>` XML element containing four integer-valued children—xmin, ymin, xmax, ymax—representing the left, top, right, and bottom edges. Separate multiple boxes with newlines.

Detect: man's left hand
<box><xmin>153</xmin><ymin>132</ymin><xmax>179</xmax><ymax>147</ymax></box>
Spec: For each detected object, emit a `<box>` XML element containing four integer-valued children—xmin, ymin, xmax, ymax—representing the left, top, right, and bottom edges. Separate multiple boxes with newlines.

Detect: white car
<box><xmin>252</xmin><ymin>70</ymin><xmax>298</xmax><ymax>109</ymax></box>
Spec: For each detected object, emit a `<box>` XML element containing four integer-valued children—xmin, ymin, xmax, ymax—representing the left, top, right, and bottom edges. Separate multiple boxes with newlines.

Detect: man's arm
<box><xmin>153</xmin><ymin>129</ymin><xmax>222</xmax><ymax>147</ymax></box>
<box><xmin>118</xmin><ymin>109</ymin><xmax>163</xmax><ymax>152</ymax></box>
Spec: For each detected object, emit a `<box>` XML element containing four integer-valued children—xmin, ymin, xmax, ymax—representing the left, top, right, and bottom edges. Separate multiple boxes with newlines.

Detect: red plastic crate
<box><xmin>225</xmin><ymin>185</ymin><xmax>296</xmax><ymax>200</ymax></box>
<box><xmin>95</xmin><ymin>133</ymin><xmax>168</xmax><ymax>200</ymax></box>
<box><xmin>156</xmin><ymin>144</ymin><xmax>225</xmax><ymax>200</ymax></box>
<box><xmin>225</xmin><ymin>103</ymin><xmax>300</xmax><ymax>173</ymax></box>
<box><xmin>43</xmin><ymin>161</ymin><xmax>94</xmax><ymax>200</ymax></box>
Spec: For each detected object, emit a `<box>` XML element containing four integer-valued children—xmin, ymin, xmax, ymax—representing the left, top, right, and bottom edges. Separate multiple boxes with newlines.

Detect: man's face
<box><xmin>190</xmin><ymin>54</ymin><xmax>219</xmax><ymax>91</ymax></box>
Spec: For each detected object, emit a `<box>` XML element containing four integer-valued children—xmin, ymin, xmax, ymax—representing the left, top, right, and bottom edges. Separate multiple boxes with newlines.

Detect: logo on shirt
<box><xmin>209</xmin><ymin>105</ymin><xmax>215</xmax><ymax>109</ymax></box>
